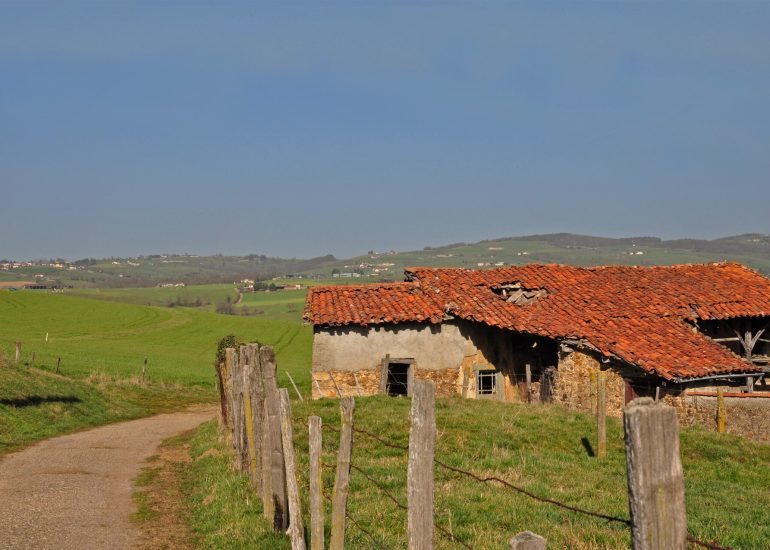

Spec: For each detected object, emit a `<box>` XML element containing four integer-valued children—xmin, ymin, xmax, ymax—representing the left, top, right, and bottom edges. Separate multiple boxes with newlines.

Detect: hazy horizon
<box><xmin>3</xmin><ymin>2</ymin><xmax>769</xmax><ymax>259</ymax></box>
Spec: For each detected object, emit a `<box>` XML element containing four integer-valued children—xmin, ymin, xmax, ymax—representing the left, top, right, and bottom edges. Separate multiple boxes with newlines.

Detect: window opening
<box><xmin>386</xmin><ymin>363</ymin><xmax>410</xmax><ymax>396</ymax></box>
<box><xmin>477</xmin><ymin>369</ymin><xmax>497</xmax><ymax>396</ymax></box>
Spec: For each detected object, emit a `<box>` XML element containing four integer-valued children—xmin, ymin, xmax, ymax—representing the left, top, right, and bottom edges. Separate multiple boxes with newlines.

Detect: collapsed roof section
<box><xmin>303</xmin><ymin>263</ymin><xmax>770</xmax><ymax>381</ymax></box>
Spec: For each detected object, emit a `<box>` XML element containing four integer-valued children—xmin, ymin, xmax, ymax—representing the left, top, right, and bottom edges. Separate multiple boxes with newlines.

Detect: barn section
<box><xmin>304</xmin><ymin>263</ymin><xmax>770</xmax><ymax>438</ymax></box>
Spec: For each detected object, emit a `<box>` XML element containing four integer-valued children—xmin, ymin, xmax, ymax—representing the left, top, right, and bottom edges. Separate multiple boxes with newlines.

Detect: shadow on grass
<box><xmin>580</xmin><ymin>436</ymin><xmax>595</xmax><ymax>457</ymax></box>
<box><xmin>0</xmin><ymin>395</ymin><xmax>83</xmax><ymax>408</ymax></box>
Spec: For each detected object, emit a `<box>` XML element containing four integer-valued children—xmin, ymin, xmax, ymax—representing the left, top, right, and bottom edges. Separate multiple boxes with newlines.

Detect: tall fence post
<box><xmin>261</xmin><ymin>345</ymin><xmax>288</xmax><ymax>531</ymax></box>
<box><xmin>408</xmin><ymin>379</ymin><xmax>435</xmax><ymax>550</ymax></box>
<box><xmin>624</xmin><ymin>397</ymin><xmax>687</xmax><ymax>550</ymax></box>
<box><xmin>246</xmin><ymin>343</ymin><xmax>264</xmax><ymax>491</ymax></box>
<box><xmin>279</xmin><ymin>389</ymin><xmax>307</xmax><ymax>550</ymax></box>
<box><xmin>510</xmin><ymin>531</ymin><xmax>546</xmax><ymax>549</ymax></box>
<box><xmin>222</xmin><ymin>349</ymin><xmax>235</xmax><ymax>445</ymax></box>
<box><xmin>309</xmin><ymin>416</ymin><xmax>324</xmax><ymax>550</ymax></box>
<box><xmin>716</xmin><ymin>388</ymin><xmax>726</xmax><ymax>434</ymax></box>
<box><xmin>329</xmin><ymin>396</ymin><xmax>354</xmax><ymax>550</ymax></box>
<box><xmin>229</xmin><ymin>347</ymin><xmax>247</xmax><ymax>472</ymax></box>
<box><xmin>596</xmin><ymin>370</ymin><xmax>607</xmax><ymax>458</ymax></box>
<box><xmin>15</xmin><ymin>341</ymin><xmax>21</xmax><ymax>364</ymax></box>
<box><xmin>215</xmin><ymin>361</ymin><xmax>228</xmax><ymax>434</ymax></box>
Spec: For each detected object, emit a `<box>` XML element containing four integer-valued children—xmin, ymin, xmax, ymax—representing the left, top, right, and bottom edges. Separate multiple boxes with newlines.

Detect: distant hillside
<box><xmin>5</xmin><ymin>233</ymin><xmax>769</xmax><ymax>288</ymax></box>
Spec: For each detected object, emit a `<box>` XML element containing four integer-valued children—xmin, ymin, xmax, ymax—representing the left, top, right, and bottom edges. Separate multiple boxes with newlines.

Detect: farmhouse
<box><xmin>304</xmin><ymin>263</ymin><xmax>770</xmax><ymax>433</ymax></box>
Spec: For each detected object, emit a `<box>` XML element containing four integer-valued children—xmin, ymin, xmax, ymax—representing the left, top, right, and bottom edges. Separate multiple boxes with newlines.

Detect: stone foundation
<box><xmin>552</xmin><ymin>350</ymin><xmax>626</xmax><ymax>418</ymax></box>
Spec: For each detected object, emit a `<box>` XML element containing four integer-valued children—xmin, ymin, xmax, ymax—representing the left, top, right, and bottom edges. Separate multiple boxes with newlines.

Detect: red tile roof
<box><xmin>304</xmin><ymin>263</ymin><xmax>770</xmax><ymax>380</ymax></box>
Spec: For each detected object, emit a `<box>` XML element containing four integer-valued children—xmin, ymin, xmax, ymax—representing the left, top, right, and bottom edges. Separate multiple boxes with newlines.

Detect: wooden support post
<box><xmin>141</xmin><ymin>356</ymin><xmax>148</xmax><ymax>385</ymax></box>
<box><xmin>285</xmin><ymin>371</ymin><xmax>304</xmax><ymax>401</ymax></box>
<box><xmin>15</xmin><ymin>341</ymin><xmax>21</xmax><ymax>364</ymax></box>
<box><xmin>525</xmin><ymin>364</ymin><xmax>532</xmax><ymax>404</ymax></box>
<box><xmin>310</xmin><ymin>370</ymin><xmax>323</xmax><ymax>398</ymax></box>
<box><xmin>279</xmin><ymin>389</ymin><xmax>307</xmax><ymax>550</ymax></box>
<box><xmin>329</xmin><ymin>397</ymin><xmax>354</xmax><ymax>550</ymax></box>
<box><xmin>407</xmin><ymin>380</ymin><xmax>435</xmax><ymax>550</ymax></box>
<box><xmin>55</xmin><ymin>357</ymin><xmax>61</xmax><ymax>374</ymax></box>
<box><xmin>746</xmin><ymin>376</ymin><xmax>755</xmax><ymax>393</ymax></box>
<box><xmin>261</xmin><ymin>345</ymin><xmax>288</xmax><ymax>531</ymax></box>
<box><xmin>496</xmin><ymin>371</ymin><xmax>506</xmax><ymax>402</ymax></box>
<box><xmin>624</xmin><ymin>397</ymin><xmax>687</xmax><ymax>550</ymax></box>
<box><xmin>510</xmin><ymin>531</ymin><xmax>546</xmax><ymax>549</ymax></box>
<box><xmin>309</xmin><ymin>416</ymin><xmax>324</xmax><ymax>550</ymax></box>
<box><xmin>596</xmin><ymin>370</ymin><xmax>607</xmax><ymax>459</ymax></box>
<box><xmin>328</xmin><ymin>371</ymin><xmax>343</xmax><ymax>397</ymax></box>
<box><xmin>352</xmin><ymin>372</ymin><xmax>364</xmax><ymax>397</ymax></box>
<box><xmin>716</xmin><ymin>388</ymin><xmax>726</xmax><ymax>434</ymax></box>
<box><xmin>589</xmin><ymin>369</ymin><xmax>597</xmax><ymax>413</ymax></box>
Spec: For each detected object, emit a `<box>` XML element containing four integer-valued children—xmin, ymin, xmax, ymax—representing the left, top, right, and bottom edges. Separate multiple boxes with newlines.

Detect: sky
<box><xmin>2</xmin><ymin>1</ymin><xmax>770</xmax><ymax>260</ymax></box>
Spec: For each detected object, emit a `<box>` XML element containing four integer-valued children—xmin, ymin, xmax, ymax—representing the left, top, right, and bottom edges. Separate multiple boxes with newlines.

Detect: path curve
<box><xmin>0</xmin><ymin>407</ymin><xmax>216</xmax><ymax>549</ymax></box>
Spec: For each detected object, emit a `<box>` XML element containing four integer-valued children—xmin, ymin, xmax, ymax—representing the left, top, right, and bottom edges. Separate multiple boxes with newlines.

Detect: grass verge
<box><xmin>0</xmin><ymin>363</ymin><xmax>213</xmax><ymax>456</ymax></box>
<box><xmin>173</xmin><ymin>397</ymin><xmax>770</xmax><ymax>549</ymax></box>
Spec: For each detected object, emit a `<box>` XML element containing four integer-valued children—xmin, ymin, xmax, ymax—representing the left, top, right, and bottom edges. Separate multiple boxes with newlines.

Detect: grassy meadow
<box><xmin>178</xmin><ymin>398</ymin><xmax>770</xmax><ymax>549</ymax></box>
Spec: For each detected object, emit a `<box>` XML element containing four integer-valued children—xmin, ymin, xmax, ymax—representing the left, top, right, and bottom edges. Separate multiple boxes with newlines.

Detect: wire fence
<box><xmin>218</xmin><ymin>343</ymin><xmax>734</xmax><ymax>550</ymax></box>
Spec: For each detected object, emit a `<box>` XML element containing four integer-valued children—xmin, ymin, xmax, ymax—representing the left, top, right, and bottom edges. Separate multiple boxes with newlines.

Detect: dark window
<box><xmin>477</xmin><ymin>370</ymin><xmax>497</xmax><ymax>396</ymax></box>
<box><xmin>386</xmin><ymin>363</ymin><xmax>410</xmax><ymax>396</ymax></box>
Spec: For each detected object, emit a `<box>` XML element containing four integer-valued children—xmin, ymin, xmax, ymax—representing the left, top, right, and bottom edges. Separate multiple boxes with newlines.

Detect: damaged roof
<box><xmin>303</xmin><ymin>262</ymin><xmax>770</xmax><ymax>381</ymax></box>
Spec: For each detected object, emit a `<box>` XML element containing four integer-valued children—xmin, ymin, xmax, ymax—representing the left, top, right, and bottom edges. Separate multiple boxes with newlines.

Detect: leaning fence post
<box><xmin>716</xmin><ymin>388</ymin><xmax>726</xmax><ymax>434</ymax></box>
<box><xmin>330</xmin><ymin>396</ymin><xmax>354</xmax><ymax>550</ymax></box>
<box><xmin>285</xmin><ymin>371</ymin><xmax>304</xmax><ymax>401</ymax></box>
<box><xmin>261</xmin><ymin>345</ymin><xmax>288</xmax><ymax>531</ymax></box>
<box><xmin>624</xmin><ymin>397</ymin><xmax>687</xmax><ymax>550</ymax></box>
<box><xmin>408</xmin><ymin>379</ymin><xmax>435</xmax><ymax>550</ymax></box>
<box><xmin>309</xmin><ymin>416</ymin><xmax>324</xmax><ymax>550</ymax></box>
<box><xmin>510</xmin><ymin>531</ymin><xmax>546</xmax><ymax>549</ymax></box>
<box><xmin>279</xmin><ymin>388</ymin><xmax>307</xmax><ymax>550</ymax></box>
<box><xmin>596</xmin><ymin>370</ymin><xmax>607</xmax><ymax>458</ymax></box>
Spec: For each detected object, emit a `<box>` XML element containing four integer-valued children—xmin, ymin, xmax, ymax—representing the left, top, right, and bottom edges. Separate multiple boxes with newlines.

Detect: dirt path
<box><xmin>0</xmin><ymin>407</ymin><xmax>216</xmax><ymax>549</ymax></box>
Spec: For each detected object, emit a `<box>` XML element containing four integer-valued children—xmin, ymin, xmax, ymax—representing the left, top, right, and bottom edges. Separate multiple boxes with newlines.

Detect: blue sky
<box><xmin>1</xmin><ymin>1</ymin><xmax>769</xmax><ymax>260</ymax></box>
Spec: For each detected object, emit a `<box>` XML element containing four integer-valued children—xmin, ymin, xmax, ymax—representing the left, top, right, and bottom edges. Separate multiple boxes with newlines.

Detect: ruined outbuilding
<box><xmin>304</xmin><ymin>263</ymin><xmax>770</xmax><ymax>437</ymax></box>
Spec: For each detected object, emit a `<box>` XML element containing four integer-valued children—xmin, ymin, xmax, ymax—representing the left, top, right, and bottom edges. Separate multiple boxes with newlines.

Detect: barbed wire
<box><xmin>297</xmin><ymin>414</ymin><xmax>733</xmax><ymax>549</ymax></box>
<box><xmin>686</xmin><ymin>534</ymin><xmax>733</xmax><ymax>550</ymax></box>
<box><xmin>321</xmin><ymin>491</ymin><xmax>391</xmax><ymax>549</ymax></box>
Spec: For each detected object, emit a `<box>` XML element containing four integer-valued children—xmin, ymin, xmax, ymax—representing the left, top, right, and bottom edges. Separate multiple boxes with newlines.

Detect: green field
<box><xmin>0</xmin><ymin>291</ymin><xmax>311</xmax><ymax>390</ymax></box>
<box><xmin>179</xmin><ymin>398</ymin><xmax>770</xmax><ymax>549</ymax></box>
<box><xmin>70</xmin><ymin>284</ymin><xmax>239</xmax><ymax>309</ymax></box>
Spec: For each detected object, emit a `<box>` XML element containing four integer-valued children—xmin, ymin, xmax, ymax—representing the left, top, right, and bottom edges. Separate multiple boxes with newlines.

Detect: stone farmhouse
<box><xmin>304</xmin><ymin>263</ymin><xmax>770</xmax><ymax>435</ymax></box>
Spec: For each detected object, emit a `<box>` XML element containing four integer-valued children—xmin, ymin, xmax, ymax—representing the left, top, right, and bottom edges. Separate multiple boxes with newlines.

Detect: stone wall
<box><xmin>551</xmin><ymin>349</ymin><xmax>627</xmax><ymax>417</ymax></box>
<box><xmin>664</xmin><ymin>390</ymin><xmax>770</xmax><ymax>443</ymax></box>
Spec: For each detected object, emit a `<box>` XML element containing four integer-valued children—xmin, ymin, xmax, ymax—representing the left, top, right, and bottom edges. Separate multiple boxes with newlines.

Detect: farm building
<box><xmin>304</xmin><ymin>263</ymin><xmax>770</xmax><ymax>437</ymax></box>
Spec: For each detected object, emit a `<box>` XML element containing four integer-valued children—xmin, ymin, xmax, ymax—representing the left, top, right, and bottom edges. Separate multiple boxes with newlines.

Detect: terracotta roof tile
<box><xmin>304</xmin><ymin>263</ymin><xmax>769</xmax><ymax>380</ymax></box>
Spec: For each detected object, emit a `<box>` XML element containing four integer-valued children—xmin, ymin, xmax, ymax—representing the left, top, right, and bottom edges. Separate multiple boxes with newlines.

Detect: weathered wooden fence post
<box><xmin>222</xmin><ymin>349</ymin><xmax>235</xmax><ymax>444</ymax></box>
<box><xmin>510</xmin><ymin>531</ymin><xmax>546</xmax><ymax>549</ymax></box>
<box><xmin>55</xmin><ymin>357</ymin><xmax>61</xmax><ymax>374</ymax></box>
<box><xmin>141</xmin><ymin>356</ymin><xmax>148</xmax><ymax>385</ymax></box>
<box><xmin>309</xmin><ymin>416</ymin><xmax>324</xmax><ymax>550</ymax></box>
<box><xmin>15</xmin><ymin>341</ymin><xmax>21</xmax><ymax>364</ymax></box>
<box><xmin>279</xmin><ymin>388</ymin><xmax>307</xmax><ymax>550</ymax></box>
<box><xmin>261</xmin><ymin>345</ymin><xmax>288</xmax><ymax>531</ymax></box>
<box><xmin>408</xmin><ymin>379</ymin><xmax>435</xmax><ymax>550</ymax></box>
<box><xmin>245</xmin><ymin>343</ymin><xmax>264</xmax><ymax>491</ymax></box>
<box><xmin>329</xmin><ymin>396</ymin><xmax>354</xmax><ymax>550</ymax></box>
<box><xmin>716</xmin><ymin>388</ymin><xmax>726</xmax><ymax>434</ymax></box>
<box><xmin>596</xmin><ymin>370</ymin><xmax>607</xmax><ymax>458</ymax></box>
<box><xmin>589</xmin><ymin>369</ymin><xmax>597</xmax><ymax>413</ymax></box>
<box><xmin>624</xmin><ymin>397</ymin><xmax>687</xmax><ymax>550</ymax></box>
<box><xmin>215</xmin><ymin>361</ymin><xmax>228</xmax><ymax>433</ymax></box>
<box><xmin>30</xmin><ymin>351</ymin><xmax>35</xmax><ymax>367</ymax></box>
<box><xmin>228</xmin><ymin>347</ymin><xmax>247</xmax><ymax>471</ymax></box>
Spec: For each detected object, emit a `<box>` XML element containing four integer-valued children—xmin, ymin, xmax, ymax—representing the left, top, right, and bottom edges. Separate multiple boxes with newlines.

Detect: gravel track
<box><xmin>0</xmin><ymin>407</ymin><xmax>216</xmax><ymax>549</ymax></box>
